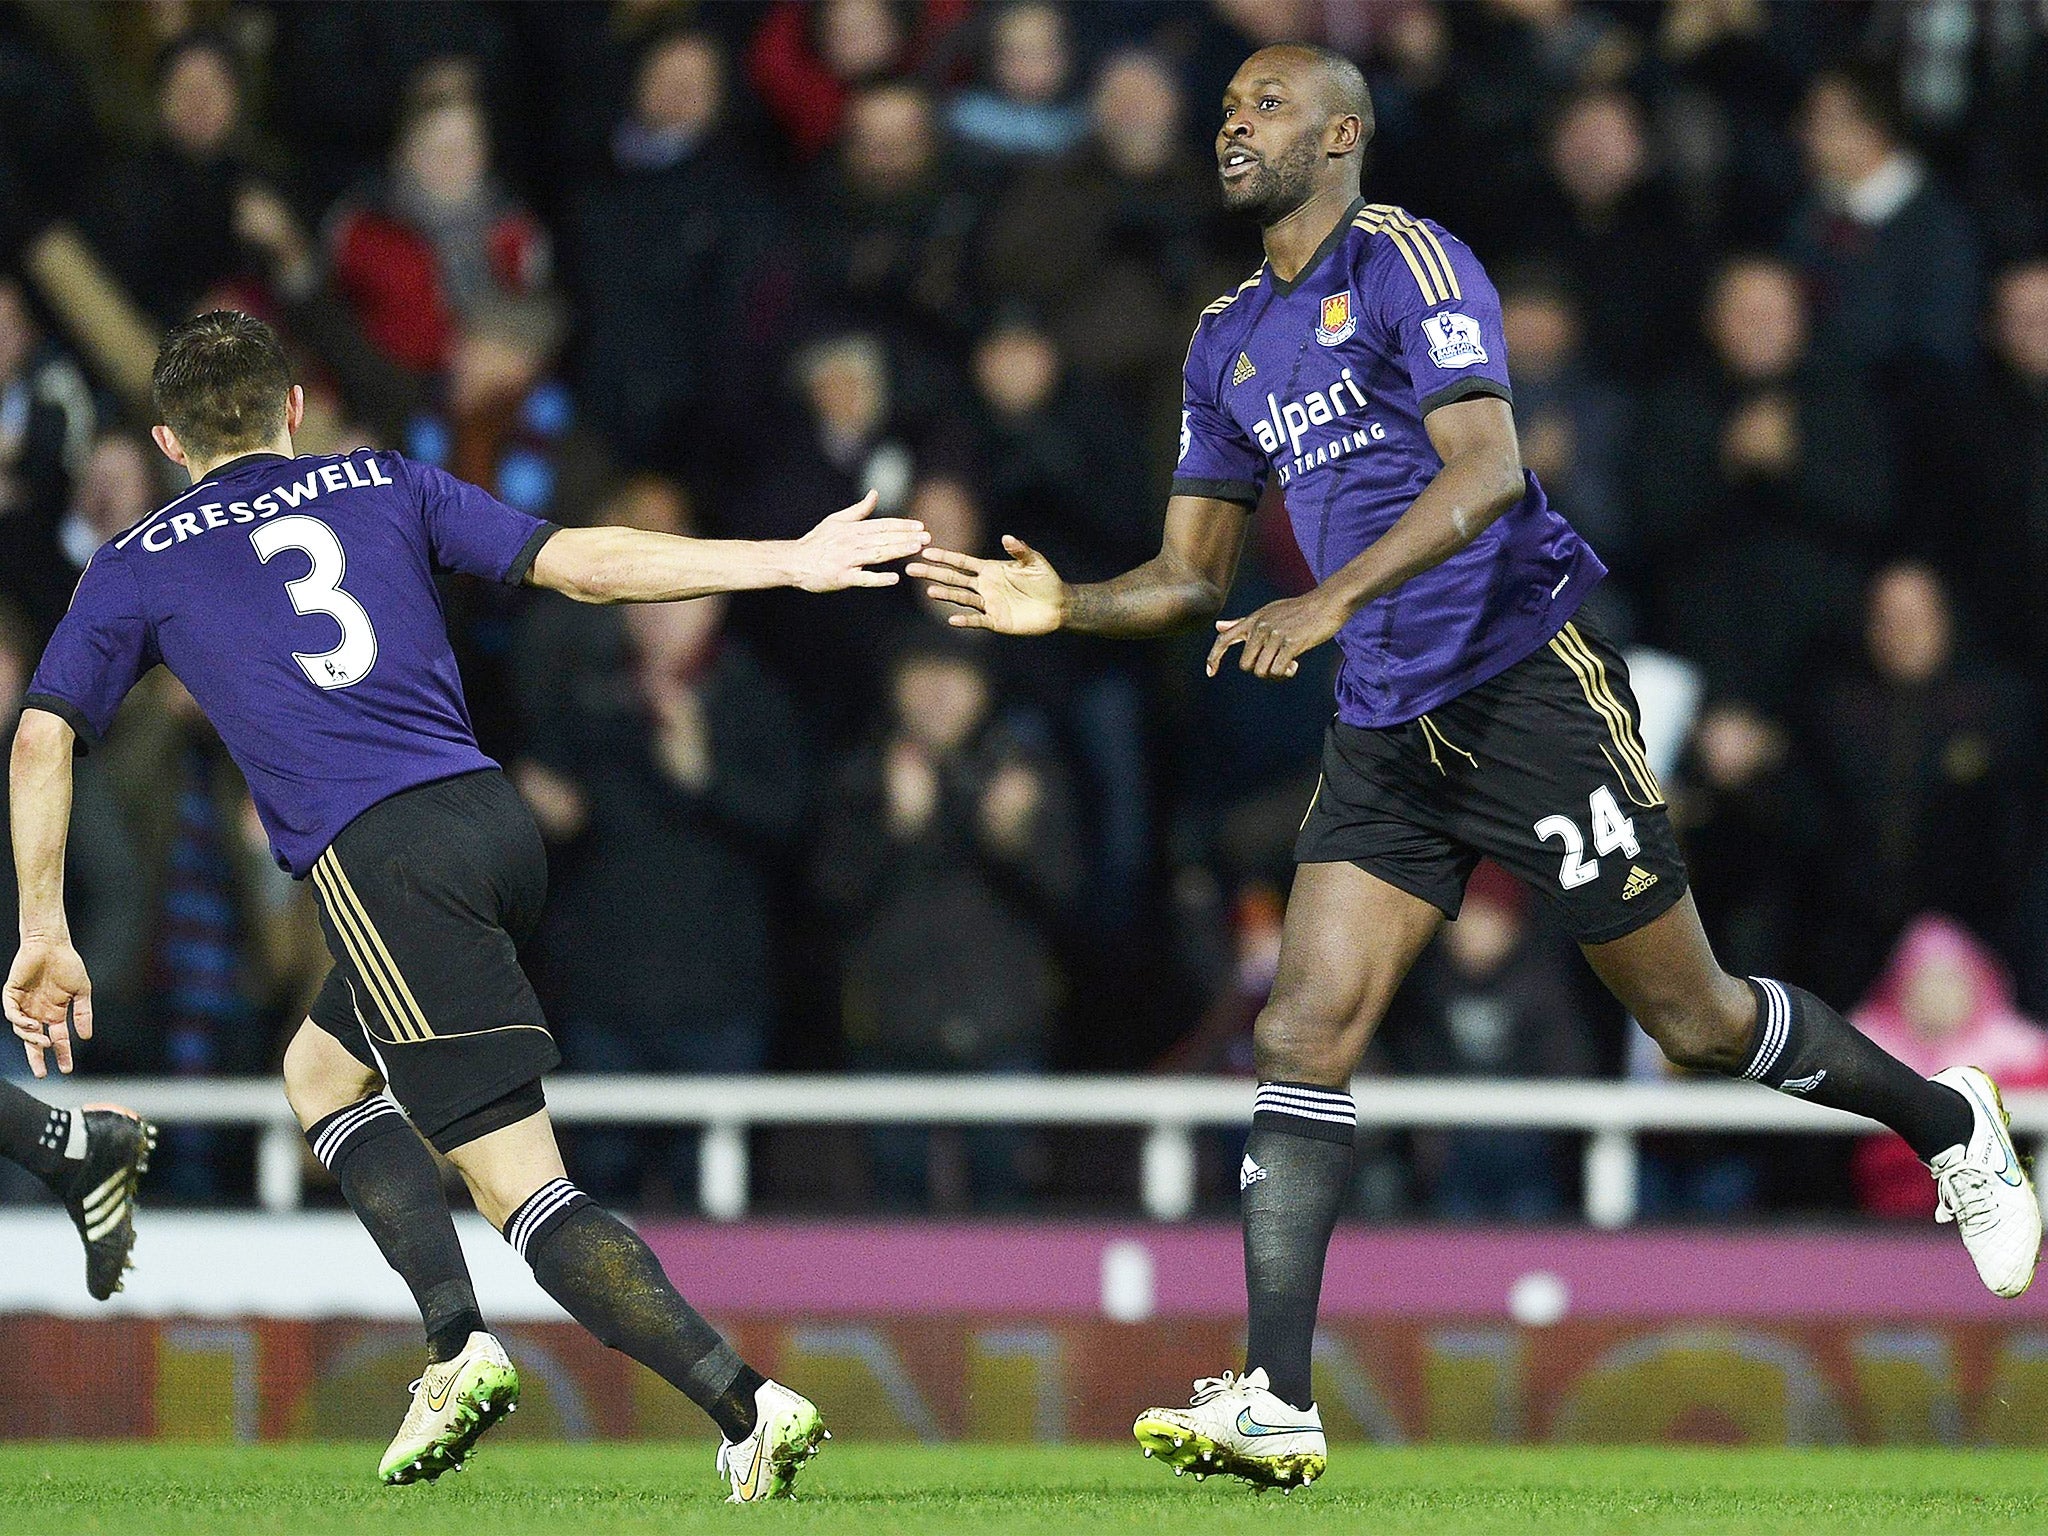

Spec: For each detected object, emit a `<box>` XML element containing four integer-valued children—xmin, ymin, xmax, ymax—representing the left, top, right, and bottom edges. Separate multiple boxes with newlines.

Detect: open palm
<box><xmin>907</xmin><ymin>536</ymin><xmax>1066</xmax><ymax>635</ymax></box>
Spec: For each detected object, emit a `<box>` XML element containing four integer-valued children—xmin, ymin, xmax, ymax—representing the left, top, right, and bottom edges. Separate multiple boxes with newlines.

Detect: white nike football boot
<box><xmin>1134</xmin><ymin>1368</ymin><xmax>1326</xmax><ymax>1491</ymax></box>
<box><xmin>716</xmin><ymin>1379</ymin><xmax>828</xmax><ymax>1503</ymax></box>
<box><xmin>1930</xmin><ymin>1066</ymin><xmax>2042</xmax><ymax>1298</ymax></box>
<box><xmin>378</xmin><ymin>1331</ymin><xmax>520</xmax><ymax>1484</ymax></box>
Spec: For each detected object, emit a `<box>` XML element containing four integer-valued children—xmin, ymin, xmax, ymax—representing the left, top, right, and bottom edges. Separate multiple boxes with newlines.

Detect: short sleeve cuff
<box><xmin>1419</xmin><ymin>377</ymin><xmax>1512</xmax><ymax>417</ymax></box>
<box><xmin>1170</xmin><ymin>476</ymin><xmax>1262</xmax><ymax>508</ymax></box>
<box><xmin>504</xmin><ymin>522</ymin><xmax>562</xmax><ymax>586</ymax></box>
<box><xmin>20</xmin><ymin>694</ymin><xmax>101</xmax><ymax>752</ymax></box>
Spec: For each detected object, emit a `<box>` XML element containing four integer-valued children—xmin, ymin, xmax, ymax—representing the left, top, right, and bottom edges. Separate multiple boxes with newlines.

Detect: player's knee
<box><xmin>440</xmin><ymin>1084</ymin><xmax>559</xmax><ymax>1230</ymax></box>
<box><xmin>1251</xmin><ymin>998</ymin><xmax>1357</xmax><ymax>1085</ymax></box>
<box><xmin>1636</xmin><ymin>977</ymin><xmax>1755</xmax><ymax>1075</ymax></box>
<box><xmin>282</xmin><ymin>1023</ymin><xmax>379</xmax><ymax>1126</ymax></box>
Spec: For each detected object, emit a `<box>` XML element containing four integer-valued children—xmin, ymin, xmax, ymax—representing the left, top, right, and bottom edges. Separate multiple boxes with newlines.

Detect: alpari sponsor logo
<box><xmin>1250</xmin><ymin>371</ymin><xmax>1391</xmax><ymax>491</ymax></box>
<box><xmin>1252</xmin><ymin>370</ymin><xmax>1371</xmax><ymax>456</ymax></box>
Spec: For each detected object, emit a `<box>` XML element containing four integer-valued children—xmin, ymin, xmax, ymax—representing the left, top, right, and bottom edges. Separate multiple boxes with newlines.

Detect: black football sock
<box><xmin>1242</xmin><ymin>1082</ymin><xmax>1355</xmax><ymax>1411</ymax></box>
<box><xmin>507</xmin><ymin>1178</ymin><xmax>765</xmax><ymax>1442</ymax></box>
<box><xmin>0</xmin><ymin>1078</ymin><xmax>86</xmax><ymax>1192</ymax></box>
<box><xmin>306</xmin><ymin>1096</ymin><xmax>485</xmax><ymax>1363</ymax></box>
<box><xmin>1740</xmin><ymin>978</ymin><xmax>1974</xmax><ymax>1161</ymax></box>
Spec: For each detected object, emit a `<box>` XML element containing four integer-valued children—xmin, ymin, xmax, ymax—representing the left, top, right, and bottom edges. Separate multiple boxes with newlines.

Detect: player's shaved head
<box><xmin>1247</xmin><ymin>43</ymin><xmax>1374</xmax><ymax>141</ymax></box>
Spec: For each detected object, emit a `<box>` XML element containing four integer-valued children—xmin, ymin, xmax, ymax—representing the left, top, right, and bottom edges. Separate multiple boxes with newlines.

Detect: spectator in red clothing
<box><xmin>747</xmin><ymin>0</ymin><xmax>970</xmax><ymax>164</ymax></box>
<box><xmin>326</xmin><ymin>79</ymin><xmax>561</xmax><ymax>385</ymax></box>
<box><xmin>1850</xmin><ymin>914</ymin><xmax>2048</xmax><ymax>1218</ymax></box>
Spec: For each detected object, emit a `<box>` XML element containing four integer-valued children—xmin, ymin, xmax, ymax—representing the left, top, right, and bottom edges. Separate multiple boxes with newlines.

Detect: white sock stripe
<box><xmin>1744</xmin><ymin>982</ymin><xmax>1778</xmax><ymax>1081</ymax></box>
<box><xmin>311</xmin><ymin>1096</ymin><xmax>402</xmax><ymax>1167</ymax></box>
<box><xmin>1255</xmin><ymin>1087</ymin><xmax>1358</xmax><ymax>1121</ymax></box>
<box><xmin>311</xmin><ymin>1096</ymin><xmax>393</xmax><ymax>1163</ymax></box>
<box><xmin>1255</xmin><ymin>1091</ymin><xmax>1357</xmax><ymax>1113</ymax></box>
<box><xmin>1255</xmin><ymin>1085</ymin><xmax>1356</xmax><ymax>1110</ymax></box>
<box><xmin>508</xmin><ymin>1179</ymin><xmax>583</xmax><ymax>1259</ymax></box>
<box><xmin>1744</xmin><ymin>978</ymin><xmax>1789</xmax><ymax>1082</ymax></box>
<box><xmin>1256</xmin><ymin>1083</ymin><xmax>1354</xmax><ymax>1104</ymax></box>
<box><xmin>509</xmin><ymin>1189</ymin><xmax>579</xmax><ymax>1261</ymax></box>
<box><xmin>311</xmin><ymin>1096</ymin><xmax>404</xmax><ymax>1167</ymax></box>
<box><xmin>62</xmin><ymin>1112</ymin><xmax>87</xmax><ymax>1161</ymax></box>
<box><xmin>1762</xmin><ymin>978</ymin><xmax>1791</xmax><ymax>1080</ymax></box>
<box><xmin>506</xmin><ymin>1179</ymin><xmax>569</xmax><ymax>1252</ymax></box>
<box><xmin>314</xmin><ymin>1097</ymin><xmax>391</xmax><ymax>1159</ymax></box>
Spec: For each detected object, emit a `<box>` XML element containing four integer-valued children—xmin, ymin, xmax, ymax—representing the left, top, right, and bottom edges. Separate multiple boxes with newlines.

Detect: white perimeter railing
<box><xmin>27</xmin><ymin>1076</ymin><xmax>2048</xmax><ymax>1228</ymax></box>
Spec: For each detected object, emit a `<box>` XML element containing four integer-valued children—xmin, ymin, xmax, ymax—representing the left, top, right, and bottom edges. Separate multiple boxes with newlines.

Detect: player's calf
<box><xmin>1622</xmin><ymin>967</ymin><xmax>1755</xmax><ymax>1075</ymax></box>
<box><xmin>455</xmin><ymin>1103</ymin><xmax>824</xmax><ymax>1496</ymax></box>
<box><xmin>303</xmin><ymin>1091</ymin><xmax>486</xmax><ymax>1365</ymax></box>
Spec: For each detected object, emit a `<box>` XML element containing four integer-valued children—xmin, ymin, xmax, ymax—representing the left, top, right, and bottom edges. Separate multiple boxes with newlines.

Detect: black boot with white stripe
<box><xmin>62</xmin><ymin>1107</ymin><xmax>157</xmax><ymax>1301</ymax></box>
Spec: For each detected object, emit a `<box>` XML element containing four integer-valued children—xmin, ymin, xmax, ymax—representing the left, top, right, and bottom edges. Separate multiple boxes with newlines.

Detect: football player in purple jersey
<box><xmin>913</xmin><ymin>44</ymin><xmax>2037</xmax><ymax>1490</ymax></box>
<box><xmin>9</xmin><ymin>311</ymin><xmax>926</xmax><ymax>1497</ymax></box>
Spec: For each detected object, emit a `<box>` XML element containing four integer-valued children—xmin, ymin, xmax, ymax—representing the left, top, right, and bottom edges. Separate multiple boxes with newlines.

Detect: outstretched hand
<box><xmin>907</xmin><ymin>536</ymin><xmax>1067</xmax><ymax>635</ymax></box>
<box><xmin>4</xmin><ymin>938</ymin><xmax>94</xmax><ymax>1078</ymax></box>
<box><xmin>792</xmin><ymin>490</ymin><xmax>931</xmax><ymax>592</ymax></box>
<box><xmin>1207</xmin><ymin>590</ymin><xmax>1347</xmax><ymax>680</ymax></box>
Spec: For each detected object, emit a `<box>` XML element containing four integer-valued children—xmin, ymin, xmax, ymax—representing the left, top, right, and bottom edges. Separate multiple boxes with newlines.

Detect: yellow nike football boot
<box><xmin>378</xmin><ymin>1330</ymin><xmax>520</xmax><ymax>1484</ymax></box>
<box><xmin>716</xmin><ymin>1379</ymin><xmax>828</xmax><ymax>1502</ymax></box>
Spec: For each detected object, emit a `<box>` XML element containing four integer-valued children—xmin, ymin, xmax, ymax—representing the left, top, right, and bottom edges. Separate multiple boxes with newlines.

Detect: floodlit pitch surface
<box><xmin>2</xmin><ymin>1445</ymin><xmax>2045</xmax><ymax>1534</ymax></box>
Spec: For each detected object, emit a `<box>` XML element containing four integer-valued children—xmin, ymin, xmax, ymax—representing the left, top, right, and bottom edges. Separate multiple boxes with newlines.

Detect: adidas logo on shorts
<box><xmin>1621</xmin><ymin>865</ymin><xmax>1659</xmax><ymax>901</ymax></box>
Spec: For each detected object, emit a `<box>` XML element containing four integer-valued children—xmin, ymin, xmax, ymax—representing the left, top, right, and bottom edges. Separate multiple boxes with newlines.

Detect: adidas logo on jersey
<box><xmin>1232</xmin><ymin>351</ymin><xmax>1257</xmax><ymax>385</ymax></box>
<box><xmin>1622</xmin><ymin>865</ymin><xmax>1659</xmax><ymax>900</ymax></box>
<box><xmin>1240</xmin><ymin>1154</ymin><xmax>1268</xmax><ymax>1191</ymax></box>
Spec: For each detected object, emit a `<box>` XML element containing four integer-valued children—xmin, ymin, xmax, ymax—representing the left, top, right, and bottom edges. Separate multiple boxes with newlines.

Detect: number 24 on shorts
<box><xmin>1534</xmin><ymin>785</ymin><xmax>1638</xmax><ymax>890</ymax></box>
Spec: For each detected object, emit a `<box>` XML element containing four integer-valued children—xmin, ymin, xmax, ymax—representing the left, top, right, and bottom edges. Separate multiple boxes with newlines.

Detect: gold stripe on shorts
<box><xmin>311</xmin><ymin>856</ymin><xmax>415</xmax><ymax>1043</ymax></box>
<box><xmin>1299</xmin><ymin>774</ymin><xmax>1325</xmax><ymax>831</ymax></box>
<box><xmin>321</xmin><ymin>852</ymin><xmax>434</xmax><ymax>1040</ymax></box>
<box><xmin>1548</xmin><ymin>624</ymin><xmax>1664</xmax><ymax>808</ymax></box>
<box><xmin>312</xmin><ymin>851</ymin><xmax>434</xmax><ymax>1042</ymax></box>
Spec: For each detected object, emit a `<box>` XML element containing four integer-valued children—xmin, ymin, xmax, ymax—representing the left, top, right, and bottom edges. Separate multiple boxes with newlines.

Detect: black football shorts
<box><xmin>305</xmin><ymin>769</ymin><xmax>559</xmax><ymax>1149</ymax></box>
<box><xmin>1296</xmin><ymin>616</ymin><xmax>1690</xmax><ymax>945</ymax></box>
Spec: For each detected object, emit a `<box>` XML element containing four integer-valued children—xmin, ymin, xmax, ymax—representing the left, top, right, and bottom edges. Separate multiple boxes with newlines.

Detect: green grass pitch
<box><xmin>2</xmin><ymin>1443</ymin><xmax>2045</xmax><ymax>1534</ymax></box>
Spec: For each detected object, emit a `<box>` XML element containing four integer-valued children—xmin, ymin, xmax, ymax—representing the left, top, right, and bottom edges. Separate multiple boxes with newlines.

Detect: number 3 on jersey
<box><xmin>252</xmin><ymin>515</ymin><xmax>378</xmax><ymax>689</ymax></box>
<box><xmin>1534</xmin><ymin>785</ymin><xmax>1638</xmax><ymax>890</ymax></box>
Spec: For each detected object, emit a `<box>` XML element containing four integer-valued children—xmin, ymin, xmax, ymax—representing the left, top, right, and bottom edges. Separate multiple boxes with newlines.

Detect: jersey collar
<box><xmin>1266</xmin><ymin>196</ymin><xmax>1367</xmax><ymax>298</ymax></box>
<box><xmin>196</xmin><ymin>450</ymin><xmax>295</xmax><ymax>485</ymax></box>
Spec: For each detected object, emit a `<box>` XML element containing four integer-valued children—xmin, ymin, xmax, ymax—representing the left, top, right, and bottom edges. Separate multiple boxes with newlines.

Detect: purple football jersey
<box><xmin>26</xmin><ymin>449</ymin><xmax>557</xmax><ymax>875</ymax></box>
<box><xmin>1174</xmin><ymin>199</ymin><xmax>1605</xmax><ymax>727</ymax></box>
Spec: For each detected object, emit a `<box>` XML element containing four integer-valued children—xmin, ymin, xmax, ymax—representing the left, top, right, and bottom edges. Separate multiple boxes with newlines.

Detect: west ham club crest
<box><xmin>1315</xmin><ymin>291</ymin><xmax>1356</xmax><ymax>347</ymax></box>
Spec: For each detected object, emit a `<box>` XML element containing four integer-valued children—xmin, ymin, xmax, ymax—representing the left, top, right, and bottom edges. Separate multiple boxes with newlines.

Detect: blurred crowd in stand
<box><xmin>3</xmin><ymin>0</ymin><xmax>2047</xmax><ymax>1219</ymax></box>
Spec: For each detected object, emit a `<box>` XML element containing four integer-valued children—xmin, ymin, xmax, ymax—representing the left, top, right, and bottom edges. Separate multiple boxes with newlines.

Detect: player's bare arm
<box><xmin>910</xmin><ymin>494</ymin><xmax>1250</xmax><ymax>638</ymax></box>
<box><xmin>5</xmin><ymin>706</ymin><xmax>91</xmax><ymax>1078</ymax></box>
<box><xmin>1206</xmin><ymin>395</ymin><xmax>1525</xmax><ymax>679</ymax></box>
<box><xmin>528</xmin><ymin>489</ymin><xmax>928</xmax><ymax>604</ymax></box>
